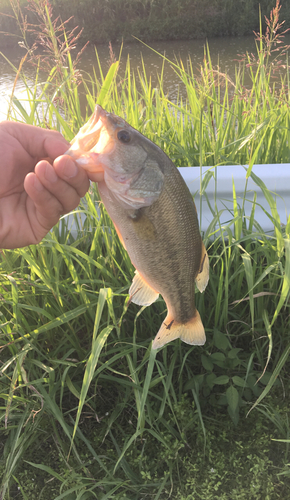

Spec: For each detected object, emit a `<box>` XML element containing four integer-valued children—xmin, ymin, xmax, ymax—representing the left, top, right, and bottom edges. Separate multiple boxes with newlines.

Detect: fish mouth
<box><xmin>66</xmin><ymin>105</ymin><xmax>116</xmax><ymax>173</ymax></box>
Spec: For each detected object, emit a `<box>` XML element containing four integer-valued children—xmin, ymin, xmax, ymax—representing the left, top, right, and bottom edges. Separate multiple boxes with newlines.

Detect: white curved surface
<box><xmin>180</xmin><ymin>165</ymin><xmax>290</xmax><ymax>234</ymax></box>
<box><xmin>60</xmin><ymin>164</ymin><xmax>290</xmax><ymax>238</ymax></box>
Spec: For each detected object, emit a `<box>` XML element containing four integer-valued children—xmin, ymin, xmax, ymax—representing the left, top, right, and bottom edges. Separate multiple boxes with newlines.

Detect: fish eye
<box><xmin>117</xmin><ymin>130</ymin><xmax>131</xmax><ymax>143</ymax></box>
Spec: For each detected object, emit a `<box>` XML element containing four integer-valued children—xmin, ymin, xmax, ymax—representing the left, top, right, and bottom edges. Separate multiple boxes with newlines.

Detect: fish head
<box><xmin>67</xmin><ymin>105</ymin><xmax>164</xmax><ymax>209</ymax></box>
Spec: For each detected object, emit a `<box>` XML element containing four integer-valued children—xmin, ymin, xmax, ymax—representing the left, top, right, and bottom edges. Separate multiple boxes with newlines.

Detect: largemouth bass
<box><xmin>67</xmin><ymin>105</ymin><xmax>209</xmax><ymax>349</ymax></box>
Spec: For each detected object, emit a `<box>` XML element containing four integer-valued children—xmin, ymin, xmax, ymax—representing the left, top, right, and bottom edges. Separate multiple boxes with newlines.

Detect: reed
<box><xmin>0</xmin><ymin>1</ymin><xmax>290</xmax><ymax>498</ymax></box>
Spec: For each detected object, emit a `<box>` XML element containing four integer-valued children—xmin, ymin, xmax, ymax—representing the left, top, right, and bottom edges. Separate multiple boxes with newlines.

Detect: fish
<box><xmin>67</xmin><ymin>105</ymin><xmax>209</xmax><ymax>349</ymax></box>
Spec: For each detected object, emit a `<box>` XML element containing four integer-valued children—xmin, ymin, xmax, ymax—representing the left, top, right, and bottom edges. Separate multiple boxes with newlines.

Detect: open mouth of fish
<box><xmin>66</xmin><ymin>105</ymin><xmax>125</xmax><ymax>176</ymax></box>
<box><xmin>66</xmin><ymin>104</ymin><xmax>158</xmax><ymax>208</ymax></box>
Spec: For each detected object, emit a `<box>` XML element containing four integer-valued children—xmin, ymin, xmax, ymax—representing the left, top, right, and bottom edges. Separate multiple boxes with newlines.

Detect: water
<box><xmin>0</xmin><ymin>35</ymin><xmax>282</xmax><ymax>118</ymax></box>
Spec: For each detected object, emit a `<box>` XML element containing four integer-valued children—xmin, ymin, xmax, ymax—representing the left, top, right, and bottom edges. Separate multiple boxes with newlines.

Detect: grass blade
<box><xmin>71</xmin><ymin>289</ymin><xmax>114</xmax><ymax>447</ymax></box>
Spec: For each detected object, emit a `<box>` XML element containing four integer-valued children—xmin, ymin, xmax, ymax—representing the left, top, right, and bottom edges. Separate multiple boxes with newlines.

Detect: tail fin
<box><xmin>152</xmin><ymin>310</ymin><xmax>206</xmax><ymax>350</ymax></box>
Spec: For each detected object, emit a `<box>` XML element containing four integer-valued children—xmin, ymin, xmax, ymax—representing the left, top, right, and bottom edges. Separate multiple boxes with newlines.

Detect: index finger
<box><xmin>1</xmin><ymin>121</ymin><xmax>70</xmax><ymax>160</ymax></box>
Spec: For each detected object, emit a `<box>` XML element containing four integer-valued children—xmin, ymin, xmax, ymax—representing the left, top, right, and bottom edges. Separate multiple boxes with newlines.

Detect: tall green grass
<box><xmin>1</xmin><ymin>1</ymin><xmax>290</xmax><ymax>498</ymax></box>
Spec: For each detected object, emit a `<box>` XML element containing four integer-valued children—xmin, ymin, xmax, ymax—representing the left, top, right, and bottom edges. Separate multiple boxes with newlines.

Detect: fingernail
<box><xmin>45</xmin><ymin>164</ymin><xmax>58</xmax><ymax>183</ymax></box>
<box><xmin>63</xmin><ymin>158</ymin><xmax>78</xmax><ymax>178</ymax></box>
<box><xmin>34</xmin><ymin>176</ymin><xmax>44</xmax><ymax>191</ymax></box>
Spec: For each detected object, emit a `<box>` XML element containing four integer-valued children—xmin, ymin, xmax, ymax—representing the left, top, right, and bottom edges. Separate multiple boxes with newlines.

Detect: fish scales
<box><xmin>98</xmin><ymin>155</ymin><xmax>201</xmax><ymax>324</ymax></box>
<box><xmin>67</xmin><ymin>105</ymin><xmax>209</xmax><ymax>349</ymax></box>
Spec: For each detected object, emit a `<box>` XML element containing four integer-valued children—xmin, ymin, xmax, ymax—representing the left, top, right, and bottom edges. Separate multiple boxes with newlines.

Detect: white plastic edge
<box><xmin>60</xmin><ymin>164</ymin><xmax>290</xmax><ymax>237</ymax></box>
<box><xmin>180</xmin><ymin>164</ymin><xmax>290</xmax><ymax>234</ymax></box>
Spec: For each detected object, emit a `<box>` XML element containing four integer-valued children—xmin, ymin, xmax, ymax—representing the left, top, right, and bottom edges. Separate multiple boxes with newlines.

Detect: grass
<box><xmin>1</xmin><ymin>1</ymin><xmax>290</xmax><ymax>498</ymax></box>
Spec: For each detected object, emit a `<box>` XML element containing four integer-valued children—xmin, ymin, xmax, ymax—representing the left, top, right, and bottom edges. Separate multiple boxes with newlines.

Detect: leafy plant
<box><xmin>184</xmin><ymin>328</ymin><xmax>282</xmax><ymax>425</ymax></box>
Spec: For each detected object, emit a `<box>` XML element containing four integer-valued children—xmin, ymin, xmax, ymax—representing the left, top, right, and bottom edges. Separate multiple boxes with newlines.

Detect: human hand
<box><xmin>0</xmin><ymin>121</ymin><xmax>104</xmax><ymax>249</ymax></box>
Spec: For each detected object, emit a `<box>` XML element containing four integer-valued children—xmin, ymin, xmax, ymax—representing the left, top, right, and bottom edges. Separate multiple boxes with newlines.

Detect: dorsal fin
<box><xmin>195</xmin><ymin>241</ymin><xmax>209</xmax><ymax>293</ymax></box>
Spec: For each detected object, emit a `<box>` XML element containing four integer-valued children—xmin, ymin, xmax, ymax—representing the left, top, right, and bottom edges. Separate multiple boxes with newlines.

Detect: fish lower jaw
<box><xmin>73</xmin><ymin>154</ymin><xmax>104</xmax><ymax>173</ymax></box>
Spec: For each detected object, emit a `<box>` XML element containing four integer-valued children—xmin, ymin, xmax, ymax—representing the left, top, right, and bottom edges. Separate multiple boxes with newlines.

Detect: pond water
<box><xmin>0</xmin><ymin>33</ymin><xmax>288</xmax><ymax>119</ymax></box>
<box><xmin>0</xmin><ymin>35</ymin><xmax>258</xmax><ymax>119</ymax></box>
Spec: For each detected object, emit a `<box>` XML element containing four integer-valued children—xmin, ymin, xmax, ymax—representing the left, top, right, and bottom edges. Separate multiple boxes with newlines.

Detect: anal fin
<box><xmin>195</xmin><ymin>241</ymin><xmax>209</xmax><ymax>293</ymax></box>
<box><xmin>152</xmin><ymin>310</ymin><xmax>206</xmax><ymax>350</ymax></box>
<box><xmin>129</xmin><ymin>270</ymin><xmax>159</xmax><ymax>306</ymax></box>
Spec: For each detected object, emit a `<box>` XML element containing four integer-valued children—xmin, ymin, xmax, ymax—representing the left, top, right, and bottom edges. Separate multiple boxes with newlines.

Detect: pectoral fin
<box><xmin>130</xmin><ymin>210</ymin><xmax>157</xmax><ymax>240</ymax></box>
<box><xmin>129</xmin><ymin>270</ymin><xmax>159</xmax><ymax>306</ymax></box>
<box><xmin>195</xmin><ymin>242</ymin><xmax>209</xmax><ymax>293</ymax></box>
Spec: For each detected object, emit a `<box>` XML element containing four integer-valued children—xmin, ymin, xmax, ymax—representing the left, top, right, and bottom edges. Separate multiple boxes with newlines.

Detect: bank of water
<box><xmin>0</xmin><ymin>35</ymin><xmax>259</xmax><ymax>119</ymax></box>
